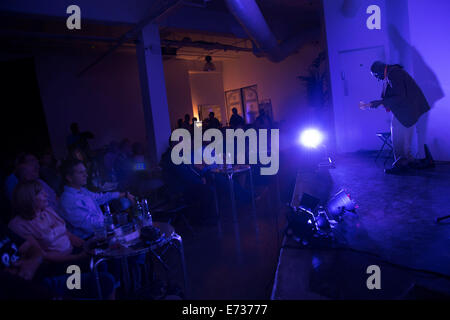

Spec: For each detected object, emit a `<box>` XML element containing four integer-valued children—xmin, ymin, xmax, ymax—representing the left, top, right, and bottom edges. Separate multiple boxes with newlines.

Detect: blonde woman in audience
<box><xmin>8</xmin><ymin>180</ymin><xmax>86</xmax><ymax>263</ymax></box>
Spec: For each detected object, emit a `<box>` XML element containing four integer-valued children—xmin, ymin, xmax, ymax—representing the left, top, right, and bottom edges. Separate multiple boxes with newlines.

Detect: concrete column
<box><xmin>136</xmin><ymin>23</ymin><xmax>171</xmax><ymax>166</ymax></box>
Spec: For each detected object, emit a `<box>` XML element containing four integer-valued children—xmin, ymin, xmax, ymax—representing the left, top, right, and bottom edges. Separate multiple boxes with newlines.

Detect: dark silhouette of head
<box><xmin>209</xmin><ymin>112</ymin><xmax>215</xmax><ymax>119</ymax></box>
<box><xmin>192</xmin><ymin>117</ymin><xmax>197</xmax><ymax>124</ymax></box>
<box><xmin>70</xmin><ymin>122</ymin><xmax>80</xmax><ymax>134</ymax></box>
<box><xmin>132</xmin><ymin>142</ymin><xmax>144</xmax><ymax>156</ymax></box>
<box><xmin>232</xmin><ymin>108</ymin><xmax>238</xmax><ymax>115</ymax></box>
<box><xmin>109</xmin><ymin>141</ymin><xmax>119</xmax><ymax>153</ymax></box>
<box><xmin>119</xmin><ymin>139</ymin><xmax>132</xmax><ymax>155</ymax></box>
<box><xmin>371</xmin><ymin>61</ymin><xmax>386</xmax><ymax>80</ymax></box>
<box><xmin>177</xmin><ymin>118</ymin><xmax>183</xmax><ymax>128</ymax></box>
<box><xmin>184</xmin><ymin>114</ymin><xmax>190</xmax><ymax>122</ymax></box>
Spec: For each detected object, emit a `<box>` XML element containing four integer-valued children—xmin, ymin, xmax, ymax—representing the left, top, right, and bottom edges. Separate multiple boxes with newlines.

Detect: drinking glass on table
<box><xmin>116</xmin><ymin>212</ymin><xmax>129</xmax><ymax>226</ymax></box>
<box><xmin>93</xmin><ymin>224</ymin><xmax>107</xmax><ymax>242</ymax></box>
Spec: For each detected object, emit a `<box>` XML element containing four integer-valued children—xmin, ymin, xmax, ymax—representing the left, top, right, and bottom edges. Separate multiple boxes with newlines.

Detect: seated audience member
<box><xmin>4</xmin><ymin>172</ymin><xmax>18</xmax><ymax>203</ymax></box>
<box><xmin>229</xmin><ymin>107</ymin><xmax>245</xmax><ymax>129</ymax></box>
<box><xmin>69</xmin><ymin>146</ymin><xmax>89</xmax><ymax>163</ymax></box>
<box><xmin>0</xmin><ymin>225</ymin><xmax>115</xmax><ymax>300</ymax></box>
<box><xmin>66</xmin><ymin>122</ymin><xmax>94</xmax><ymax>157</ymax></box>
<box><xmin>114</xmin><ymin>139</ymin><xmax>134</xmax><ymax>189</ymax></box>
<box><xmin>1</xmin><ymin>157</ymin><xmax>15</xmax><ymax>224</ymax></box>
<box><xmin>124</xmin><ymin>143</ymin><xmax>165</xmax><ymax>198</ymax></box>
<box><xmin>131</xmin><ymin>142</ymin><xmax>146</xmax><ymax>170</ymax></box>
<box><xmin>39</xmin><ymin>150</ymin><xmax>62</xmax><ymax>195</ymax></box>
<box><xmin>4</xmin><ymin>152</ymin><xmax>38</xmax><ymax>201</ymax></box>
<box><xmin>160</xmin><ymin>145</ymin><xmax>216</xmax><ymax>223</ymax></box>
<box><xmin>8</xmin><ymin>180</ymin><xmax>85</xmax><ymax>263</ymax></box>
<box><xmin>15</xmin><ymin>157</ymin><xmax>59</xmax><ymax>212</ymax></box>
<box><xmin>68</xmin><ymin>146</ymin><xmax>100</xmax><ymax>189</ymax></box>
<box><xmin>59</xmin><ymin>159</ymin><xmax>134</xmax><ymax>239</ymax></box>
<box><xmin>103</xmin><ymin>141</ymin><xmax>120</xmax><ymax>181</ymax></box>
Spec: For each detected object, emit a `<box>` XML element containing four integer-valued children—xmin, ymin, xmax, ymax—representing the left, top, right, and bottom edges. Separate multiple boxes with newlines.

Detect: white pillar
<box><xmin>136</xmin><ymin>23</ymin><xmax>171</xmax><ymax>166</ymax></box>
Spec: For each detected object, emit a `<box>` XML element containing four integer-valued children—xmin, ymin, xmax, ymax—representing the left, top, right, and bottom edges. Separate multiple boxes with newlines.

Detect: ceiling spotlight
<box><xmin>204</xmin><ymin>55</ymin><xmax>216</xmax><ymax>71</ymax></box>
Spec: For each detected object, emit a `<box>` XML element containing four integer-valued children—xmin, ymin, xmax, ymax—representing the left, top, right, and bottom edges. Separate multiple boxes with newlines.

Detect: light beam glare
<box><xmin>299</xmin><ymin>128</ymin><xmax>324</xmax><ymax>148</ymax></box>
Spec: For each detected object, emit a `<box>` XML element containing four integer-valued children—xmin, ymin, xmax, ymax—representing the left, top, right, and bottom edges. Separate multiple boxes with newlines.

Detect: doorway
<box><xmin>337</xmin><ymin>46</ymin><xmax>390</xmax><ymax>152</ymax></box>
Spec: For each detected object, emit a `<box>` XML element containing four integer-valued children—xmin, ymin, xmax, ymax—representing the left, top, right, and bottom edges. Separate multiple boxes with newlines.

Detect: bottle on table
<box><xmin>133</xmin><ymin>198</ymin><xmax>143</xmax><ymax>227</ymax></box>
<box><xmin>133</xmin><ymin>198</ymin><xmax>142</xmax><ymax>220</ymax></box>
<box><xmin>142</xmin><ymin>199</ymin><xmax>153</xmax><ymax>227</ymax></box>
<box><xmin>103</xmin><ymin>203</ymin><xmax>115</xmax><ymax>232</ymax></box>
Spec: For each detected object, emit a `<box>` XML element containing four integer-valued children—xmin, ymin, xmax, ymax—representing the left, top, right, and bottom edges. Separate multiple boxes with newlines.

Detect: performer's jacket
<box><xmin>382</xmin><ymin>65</ymin><xmax>430</xmax><ymax>128</ymax></box>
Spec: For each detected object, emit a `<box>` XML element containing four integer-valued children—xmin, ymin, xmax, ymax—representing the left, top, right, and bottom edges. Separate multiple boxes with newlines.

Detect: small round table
<box><xmin>89</xmin><ymin>222</ymin><xmax>188</xmax><ymax>299</ymax></box>
<box><xmin>210</xmin><ymin>165</ymin><xmax>256</xmax><ymax>223</ymax></box>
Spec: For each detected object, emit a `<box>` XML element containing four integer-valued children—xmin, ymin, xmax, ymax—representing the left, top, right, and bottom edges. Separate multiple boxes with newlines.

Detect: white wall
<box><xmin>189</xmin><ymin>71</ymin><xmax>227</xmax><ymax>124</ymax></box>
<box><xmin>323</xmin><ymin>0</ymin><xmax>391</xmax><ymax>153</ymax></box>
<box><xmin>163</xmin><ymin>59</ymin><xmax>226</xmax><ymax>129</ymax></box>
<box><xmin>222</xmin><ymin>45</ymin><xmax>322</xmax><ymax>126</ymax></box>
<box><xmin>407</xmin><ymin>0</ymin><xmax>450</xmax><ymax>160</ymax></box>
<box><xmin>163</xmin><ymin>59</ymin><xmax>194</xmax><ymax>130</ymax></box>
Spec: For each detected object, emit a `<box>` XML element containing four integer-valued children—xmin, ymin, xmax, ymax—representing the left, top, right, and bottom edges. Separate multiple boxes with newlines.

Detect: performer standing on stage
<box><xmin>362</xmin><ymin>61</ymin><xmax>431</xmax><ymax>174</ymax></box>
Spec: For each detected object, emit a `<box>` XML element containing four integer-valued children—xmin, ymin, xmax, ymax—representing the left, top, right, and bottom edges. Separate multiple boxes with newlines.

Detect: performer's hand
<box><xmin>359</xmin><ymin>101</ymin><xmax>371</xmax><ymax>110</ymax></box>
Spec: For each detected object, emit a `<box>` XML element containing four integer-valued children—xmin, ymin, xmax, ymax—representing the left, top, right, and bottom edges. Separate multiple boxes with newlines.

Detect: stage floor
<box><xmin>272</xmin><ymin>152</ymin><xmax>450</xmax><ymax>299</ymax></box>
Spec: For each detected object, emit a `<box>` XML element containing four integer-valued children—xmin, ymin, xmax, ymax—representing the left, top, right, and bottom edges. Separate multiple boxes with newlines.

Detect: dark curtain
<box><xmin>0</xmin><ymin>57</ymin><xmax>51</xmax><ymax>171</ymax></box>
<box><xmin>0</xmin><ymin>57</ymin><xmax>51</xmax><ymax>224</ymax></box>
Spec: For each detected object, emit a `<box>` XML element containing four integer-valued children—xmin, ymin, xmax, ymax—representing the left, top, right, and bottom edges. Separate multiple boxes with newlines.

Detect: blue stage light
<box><xmin>299</xmin><ymin>128</ymin><xmax>324</xmax><ymax>148</ymax></box>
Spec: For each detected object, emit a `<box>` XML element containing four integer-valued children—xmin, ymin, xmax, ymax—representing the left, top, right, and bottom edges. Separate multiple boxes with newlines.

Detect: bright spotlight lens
<box><xmin>300</xmin><ymin>129</ymin><xmax>323</xmax><ymax>148</ymax></box>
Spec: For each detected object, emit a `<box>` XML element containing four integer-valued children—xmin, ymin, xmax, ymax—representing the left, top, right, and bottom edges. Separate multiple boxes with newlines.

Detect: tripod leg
<box><xmin>436</xmin><ymin>215</ymin><xmax>450</xmax><ymax>223</ymax></box>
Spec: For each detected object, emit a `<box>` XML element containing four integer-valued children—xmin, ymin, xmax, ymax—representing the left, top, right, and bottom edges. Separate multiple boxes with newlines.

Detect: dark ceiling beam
<box><xmin>180</xmin><ymin>1</ymin><xmax>208</xmax><ymax>9</ymax></box>
<box><xmin>0</xmin><ymin>30</ymin><xmax>124</xmax><ymax>44</ymax></box>
<box><xmin>0</xmin><ymin>29</ymin><xmax>250</xmax><ymax>52</ymax></box>
<box><xmin>225</xmin><ymin>0</ymin><xmax>320</xmax><ymax>62</ymax></box>
<box><xmin>77</xmin><ymin>0</ymin><xmax>183</xmax><ymax>77</ymax></box>
<box><xmin>161</xmin><ymin>39</ymin><xmax>251</xmax><ymax>52</ymax></box>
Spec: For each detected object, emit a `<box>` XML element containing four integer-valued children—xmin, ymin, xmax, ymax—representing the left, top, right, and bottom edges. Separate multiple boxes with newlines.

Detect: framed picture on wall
<box><xmin>225</xmin><ymin>89</ymin><xmax>244</xmax><ymax>125</ymax></box>
<box><xmin>242</xmin><ymin>85</ymin><xmax>259</xmax><ymax>124</ymax></box>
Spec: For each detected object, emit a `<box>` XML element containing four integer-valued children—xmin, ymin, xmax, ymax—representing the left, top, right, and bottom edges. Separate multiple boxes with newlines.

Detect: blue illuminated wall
<box><xmin>324</xmin><ymin>0</ymin><xmax>450</xmax><ymax>160</ymax></box>
<box><xmin>406</xmin><ymin>0</ymin><xmax>450</xmax><ymax>161</ymax></box>
<box><xmin>324</xmin><ymin>0</ymin><xmax>390</xmax><ymax>154</ymax></box>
